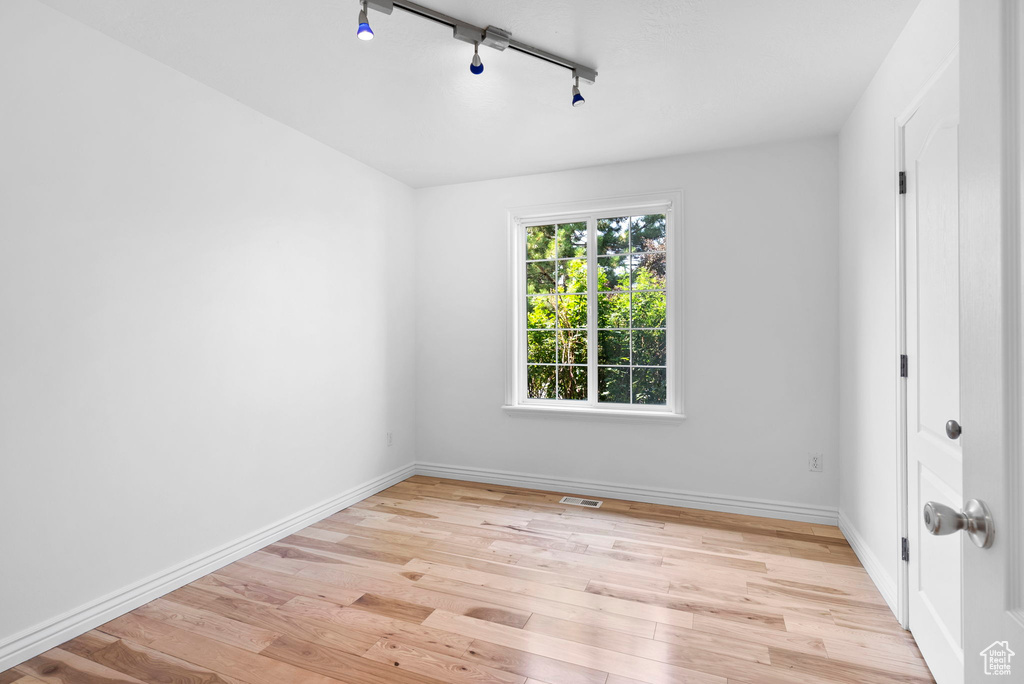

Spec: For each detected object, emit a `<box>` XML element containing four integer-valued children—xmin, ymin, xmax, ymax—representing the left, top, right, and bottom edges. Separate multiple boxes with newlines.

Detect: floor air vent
<box><xmin>559</xmin><ymin>496</ymin><xmax>603</xmax><ymax>508</ymax></box>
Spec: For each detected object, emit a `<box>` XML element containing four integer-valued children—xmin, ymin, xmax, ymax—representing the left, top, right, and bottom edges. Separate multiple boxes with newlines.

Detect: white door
<box><xmin>960</xmin><ymin>2</ymin><xmax>1024</xmax><ymax>683</ymax></box>
<box><xmin>904</xmin><ymin>55</ymin><xmax>963</xmax><ymax>684</ymax></box>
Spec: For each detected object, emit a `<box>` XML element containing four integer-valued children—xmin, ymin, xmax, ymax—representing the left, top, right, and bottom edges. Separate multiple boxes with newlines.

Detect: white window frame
<box><xmin>503</xmin><ymin>191</ymin><xmax>684</xmax><ymax>423</ymax></box>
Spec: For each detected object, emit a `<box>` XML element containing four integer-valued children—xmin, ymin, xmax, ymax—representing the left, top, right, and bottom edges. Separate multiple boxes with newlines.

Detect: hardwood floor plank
<box><xmin>403</xmin><ymin>557</ymin><xmax>591</xmax><ymax>591</ymax></box>
<box><xmin>828</xmin><ymin>605</ymin><xmax>912</xmax><ymax>636</ymax></box>
<box><xmin>414</xmin><ymin>562</ymin><xmax>695</xmax><ymax>628</ymax></box>
<box><xmin>519</xmin><ymin>614</ymin><xmax>843</xmax><ymax>684</ymax></box>
<box><xmin>822</xmin><ymin>638</ymin><xmax>935</xmax><ymax>678</ymax></box>
<box><xmin>314</xmin><ymin>518</ymin><xmax>495</xmax><ymax>550</ymax></box>
<box><xmin>16</xmin><ymin>648</ymin><xmax>149</xmax><ymax>683</ymax></box>
<box><xmin>525</xmin><ymin>613</ymin><xmax>774</xmax><ymax>672</ymax></box>
<box><xmin>265</xmin><ymin>541</ymin><xmax>415</xmax><ymax>567</ymax></box>
<box><xmin>425</xmin><ymin>611</ymin><xmax>725</xmax><ymax>684</ymax></box>
<box><xmin>77</xmin><ymin>637</ymin><xmax>245</xmax><ymax>684</ymax></box>
<box><xmin>746</xmin><ymin>580</ymin><xmax>889</xmax><ymax>611</ymax></box>
<box><xmin>363</xmin><ymin>638</ymin><xmax>526</xmax><ymax>684</ymax></box>
<box><xmin>215</xmin><ymin>562</ymin><xmax>373</xmax><ymax>606</ymax></box>
<box><xmin>783</xmin><ymin>615</ymin><xmax>918</xmax><ymax>652</ymax></box>
<box><xmin>767</xmin><ymin>647</ymin><xmax>935</xmax><ymax>684</ymax></box>
<box><xmin>60</xmin><ymin>631</ymin><xmax>119</xmax><ymax>659</ymax></box>
<box><xmin>349</xmin><ymin>594</ymin><xmax>435</xmax><ymax>623</ymax></box>
<box><xmin>98</xmin><ymin>613</ymin><xmax>339</xmax><ymax>684</ymax></box>
<box><xmin>810</xmin><ymin>525</ymin><xmax>847</xmax><ymax>539</ymax></box>
<box><xmin>193</xmin><ymin>574</ymin><xmax>300</xmax><ymax>606</ymax></box>
<box><xmin>278</xmin><ymin>600</ymin><xmax>473</xmax><ymax>658</ymax></box>
<box><xmin>228</xmin><ymin>561</ymin><xmax>534</xmax><ymax>628</ymax></box>
<box><xmin>166</xmin><ymin>590</ymin><xmax>380</xmax><ymax>656</ymax></box>
<box><xmin>416</xmin><ymin>572</ymin><xmax>658</xmax><ymax>637</ymax></box>
<box><xmin>651</xmin><ymin>622</ymin><xmax>771</xmax><ymax>663</ymax></box>
<box><xmin>507</xmin><ymin>553</ymin><xmax>675</xmax><ymax>594</ymax></box>
<box><xmin>134</xmin><ymin>597</ymin><xmax>281</xmax><ymax>653</ymax></box>
<box><xmin>687</xmin><ymin>615</ymin><xmax>828</xmax><ymax>657</ymax></box>
<box><xmin>461</xmin><ymin>640</ymin><xmax>608</xmax><ymax>684</ymax></box>
<box><xmin>666</xmin><ymin>581</ymin><xmax>834</xmax><ymax>622</ymax></box>
<box><xmin>604</xmin><ymin>676</ymin><xmax>651</xmax><ymax>684</ymax></box>
<box><xmin>611</xmin><ymin>540</ymin><xmax>769</xmax><ymax>572</ymax></box>
<box><xmin>585</xmin><ymin>581</ymin><xmax>781</xmax><ymax>630</ymax></box>
<box><xmin>260</xmin><ymin>634</ymin><xmax>443</xmax><ymax>684</ymax></box>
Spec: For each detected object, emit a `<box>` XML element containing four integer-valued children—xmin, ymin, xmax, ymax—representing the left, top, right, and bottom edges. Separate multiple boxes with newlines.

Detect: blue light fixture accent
<box><xmin>470</xmin><ymin>43</ymin><xmax>484</xmax><ymax>75</ymax></box>
<box><xmin>571</xmin><ymin>76</ymin><xmax>585</xmax><ymax>107</ymax></box>
<box><xmin>357</xmin><ymin>2</ymin><xmax>373</xmax><ymax>40</ymax></box>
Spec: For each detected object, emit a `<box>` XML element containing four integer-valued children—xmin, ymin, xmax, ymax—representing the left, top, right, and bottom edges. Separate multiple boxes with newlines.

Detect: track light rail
<box><xmin>392</xmin><ymin>0</ymin><xmax>456</xmax><ymax>32</ymax></box>
<box><xmin>506</xmin><ymin>39</ymin><xmax>596</xmax><ymax>83</ymax></box>
<box><xmin>365</xmin><ymin>0</ymin><xmax>597</xmax><ymax>84</ymax></box>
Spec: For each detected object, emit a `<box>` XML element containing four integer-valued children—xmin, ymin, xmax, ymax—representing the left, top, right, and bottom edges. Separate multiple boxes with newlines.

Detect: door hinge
<box><xmin>902</xmin><ymin>537</ymin><xmax>910</xmax><ymax>562</ymax></box>
<box><xmin>900</xmin><ymin>354</ymin><xmax>908</xmax><ymax>378</ymax></box>
<box><xmin>899</xmin><ymin>171</ymin><xmax>907</xmax><ymax>195</ymax></box>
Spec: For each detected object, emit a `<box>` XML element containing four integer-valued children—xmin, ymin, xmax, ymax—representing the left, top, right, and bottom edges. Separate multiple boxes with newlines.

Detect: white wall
<box><xmin>837</xmin><ymin>0</ymin><xmax>958</xmax><ymax>610</ymax></box>
<box><xmin>414</xmin><ymin>137</ymin><xmax>840</xmax><ymax>515</ymax></box>
<box><xmin>0</xmin><ymin>0</ymin><xmax>415</xmax><ymax>661</ymax></box>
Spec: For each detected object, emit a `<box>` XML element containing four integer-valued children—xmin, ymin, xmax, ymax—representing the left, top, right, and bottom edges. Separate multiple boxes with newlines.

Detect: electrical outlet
<box><xmin>386</xmin><ymin>432</ymin><xmax>393</xmax><ymax>447</ymax></box>
<box><xmin>809</xmin><ymin>453</ymin><xmax>823</xmax><ymax>472</ymax></box>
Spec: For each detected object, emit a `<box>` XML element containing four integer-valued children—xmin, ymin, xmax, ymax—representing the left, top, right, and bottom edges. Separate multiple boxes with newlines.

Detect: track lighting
<box><xmin>572</xmin><ymin>75</ymin><xmax>585</xmax><ymax>107</ymax></box>
<box><xmin>355</xmin><ymin>1</ymin><xmax>597</xmax><ymax>106</ymax></box>
<box><xmin>470</xmin><ymin>43</ymin><xmax>484</xmax><ymax>75</ymax></box>
<box><xmin>357</xmin><ymin>1</ymin><xmax>373</xmax><ymax>40</ymax></box>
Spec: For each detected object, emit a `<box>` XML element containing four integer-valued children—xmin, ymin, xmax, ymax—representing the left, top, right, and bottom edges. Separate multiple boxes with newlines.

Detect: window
<box><xmin>505</xmin><ymin>193</ymin><xmax>683</xmax><ymax>420</ymax></box>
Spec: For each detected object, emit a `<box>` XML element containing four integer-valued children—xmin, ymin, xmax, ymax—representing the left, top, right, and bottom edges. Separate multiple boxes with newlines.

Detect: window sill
<box><xmin>502</xmin><ymin>405</ymin><xmax>685</xmax><ymax>424</ymax></box>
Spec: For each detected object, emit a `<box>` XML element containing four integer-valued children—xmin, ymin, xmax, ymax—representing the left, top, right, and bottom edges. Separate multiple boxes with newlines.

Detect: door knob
<box><xmin>923</xmin><ymin>499</ymin><xmax>994</xmax><ymax>548</ymax></box>
<box><xmin>945</xmin><ymin>419</ymin><xmax>961</xmax><ymax>439</ymax></box>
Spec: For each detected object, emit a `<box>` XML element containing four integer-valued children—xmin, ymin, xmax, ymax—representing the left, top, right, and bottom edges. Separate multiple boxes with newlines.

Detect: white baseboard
<box><xmin>414</xmin><ymin>462</ymin><xmax>839</xmax><ymax>525</ymax></box>
<box><xmin>0</xmin><ymin>461</ymin><xmax>416</xmax><ymax>673</ymax></box>
<box><xmin>838</xmin><ymin>510</ymin><xmax>898</xmax><ymax>617</ymax></box>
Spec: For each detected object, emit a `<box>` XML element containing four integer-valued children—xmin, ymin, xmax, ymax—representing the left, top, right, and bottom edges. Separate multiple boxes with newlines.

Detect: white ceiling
<box><xmin>40</xmin><ymin>0</ymin><xmax>919</xmax><ymax>187</ymax></box>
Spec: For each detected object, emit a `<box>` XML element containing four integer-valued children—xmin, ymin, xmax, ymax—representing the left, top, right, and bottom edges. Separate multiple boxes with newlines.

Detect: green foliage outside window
<box><xmin>525</xmin><ymin>215</ymin><xmax>668</xmax><ymax>405</ymax></box>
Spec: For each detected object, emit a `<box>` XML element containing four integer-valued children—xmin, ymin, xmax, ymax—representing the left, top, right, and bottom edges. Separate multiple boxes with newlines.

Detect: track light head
<box><xmin>357</xmin><ymin>3</ymin><xmax>373</xmax><ymax>40</ymax></box>
<box><xmin>470</xmin><ymin>43</ymin><xmax>484</xmax><ymax>75</ymax></box>
<box><xmin>571</xmin><ymin>76</ymin><xmax>585</xmax><ymax>107</ymax></box>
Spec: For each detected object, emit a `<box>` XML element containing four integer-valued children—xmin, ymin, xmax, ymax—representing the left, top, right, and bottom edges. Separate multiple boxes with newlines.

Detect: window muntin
<box><xmin>516</xmin><ymin>204</ymin><xmax>675</xmax><ymax>414</ymax></box>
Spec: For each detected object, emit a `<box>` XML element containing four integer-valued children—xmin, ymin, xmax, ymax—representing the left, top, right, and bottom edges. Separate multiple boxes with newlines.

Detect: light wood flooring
<box><xmin>2</xmin><ymin>476</ymin><xmax>934</xmax><ymax>683</ymax></box>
